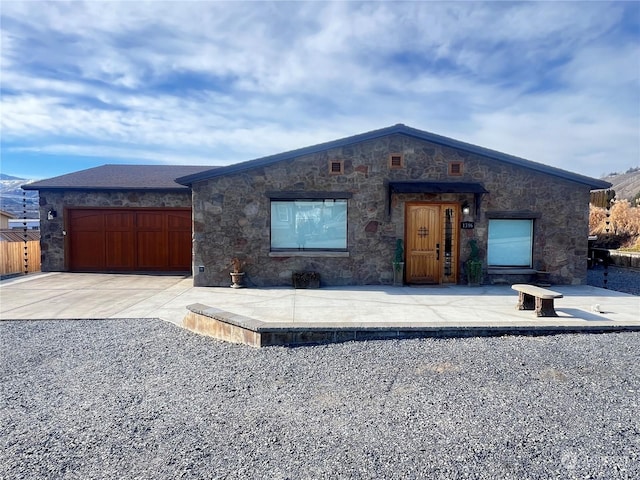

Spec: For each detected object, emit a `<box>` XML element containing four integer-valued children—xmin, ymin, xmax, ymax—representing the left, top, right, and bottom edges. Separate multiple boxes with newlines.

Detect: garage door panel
<box><xmin>168</xmin><ymin>231</ymin><xmax>192</xmax><ymax>268</ymax></box>
<box><xmin>136</xmin><ymin>231</ymin><xmax>167</xmax><ymax>268</ymax></box>
<box><xmin>137</xmin><ymin>212</ymin><xmax>164</xmax><ymax>230</ymax></box>
<box><xmin>70</xmin><ymin>210</ymin><xmax>103</xmax><ymax>230</ymax></box>
<box><xmin>106</xmin><ymin>231</ymin><xmax>135</xmax><ymax>268</ymax></box>
<box><xmin>105</xmin><ymin>212</ymin><xmax>134</xmax><ymax>230</ymax></box>
<box><xmin>70</xmin><ymin>231</ymin><xmax>105</xmax><ymax>269</ymax></box>
<box><xmin>167</xmin><ymin>211</ymin><xmax>191</xmax><ymax>229</ymax></box>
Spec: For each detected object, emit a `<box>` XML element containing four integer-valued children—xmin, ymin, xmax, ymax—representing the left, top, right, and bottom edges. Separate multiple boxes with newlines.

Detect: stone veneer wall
<box><xmin>192</xmin><ymin>134</ymin><xmax>591</xmax><ymax>287</ymax></box>
<box><xmin>37</xmin><ymin>190</ymin><xmax>192</xmax><ymax>271</ymax></box>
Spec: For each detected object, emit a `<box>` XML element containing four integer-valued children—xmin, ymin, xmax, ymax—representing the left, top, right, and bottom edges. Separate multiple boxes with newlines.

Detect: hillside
<box><xmin>0</xmin><ymin>173</ymin><xmax>25</xmax><ymax>181</ymax></box>
<box><xmin>0</xmin><ymin>176</ymin><xmax>39</xmax><ymax>218</ymax></box>
<box><xmin>602</xmin><ymin>168</ymin><xmax>640</xmax><ymax>203</ymax></box>
<box><xmin>590</xmin><ymin>167</ymin><xmax>640</xmax><ymax>251</ymax></box>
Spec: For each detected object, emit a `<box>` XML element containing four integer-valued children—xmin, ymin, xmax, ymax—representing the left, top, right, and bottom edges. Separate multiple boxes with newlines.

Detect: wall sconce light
<box><xmin>461</xmin><ymin>202</ymin><xmax>471</xmax><ymax>216</ymax></box>
<box><xmin>47</xmin><ymin>209</ymin><xmax>57</xmax><ymax>220</ymax></box>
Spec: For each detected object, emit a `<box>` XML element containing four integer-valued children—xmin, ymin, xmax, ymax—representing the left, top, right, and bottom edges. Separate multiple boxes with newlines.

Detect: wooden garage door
<box><xmin>68</xmin><ymin>209</ymin><xmax>192</xmax><ymax>272</ymax></box>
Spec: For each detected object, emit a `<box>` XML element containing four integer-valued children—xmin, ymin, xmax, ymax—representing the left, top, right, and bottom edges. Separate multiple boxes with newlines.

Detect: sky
<box><xmin>1</xmin><ymin>1</ymin><xmax>639</xmax><ymax>181</ymax></box>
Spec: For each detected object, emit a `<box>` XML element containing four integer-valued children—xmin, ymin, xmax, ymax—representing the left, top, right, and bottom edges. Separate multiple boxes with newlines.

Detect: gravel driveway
<box><xmin>1</xmin><ymin>319</ymin><xmax>638</xmax><ymax>479</ymax></box>
<box><xmin>587</xmin><ymin>265</ymin><xmax>640</xmax><ymax>296</ymax></box>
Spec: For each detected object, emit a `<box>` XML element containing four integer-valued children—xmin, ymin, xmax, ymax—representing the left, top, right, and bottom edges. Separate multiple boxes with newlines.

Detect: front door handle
<box><xmin>436</xmin><ymin>243</ymin><xmax>440</xmax><ymax>260</ymax></box>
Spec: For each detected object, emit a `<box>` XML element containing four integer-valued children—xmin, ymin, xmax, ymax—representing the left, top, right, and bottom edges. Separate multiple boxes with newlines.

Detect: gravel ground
<box><xmin>1</xmin><ymin>320</ymin><xmax>638</xmax><ymax>480</ymax></box>
<box><xmin>587</xmin><ymin>265</ymin><xmax>640</xmax><ymax>296</ymax></box>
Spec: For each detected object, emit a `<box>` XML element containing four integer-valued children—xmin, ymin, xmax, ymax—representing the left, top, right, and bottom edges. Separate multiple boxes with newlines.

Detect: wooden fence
<box><xmin>0</xmin><ymin>240</ymin><xmax>41</xmax><ymax>276</ymax></box>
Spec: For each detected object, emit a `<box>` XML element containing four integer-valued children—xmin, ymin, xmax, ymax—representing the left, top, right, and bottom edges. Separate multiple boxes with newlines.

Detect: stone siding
<box><xmin>37</xmin><ymin>190</ymin><xmax>192</xmax><ymax>271</ymax></box>
<box><xmin>192</xmin><ymin>134</ymin><xmax>592</xmax><ymax>287</ymax></box>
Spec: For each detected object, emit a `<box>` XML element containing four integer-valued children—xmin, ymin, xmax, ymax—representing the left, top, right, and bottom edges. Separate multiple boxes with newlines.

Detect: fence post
<box><xmin>603</xmin><ymin>189</ymin><xmax>615</xmax><ymax>289</ymax></box>
<box><xmin>23</xmin><ymin>190</ymin><xmax>29</xmax><ymax>275</ymax></box>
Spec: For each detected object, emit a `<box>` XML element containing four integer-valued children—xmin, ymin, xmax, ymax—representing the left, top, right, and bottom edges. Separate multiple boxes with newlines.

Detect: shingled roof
<box><xmin>22</xmin><ymin>165</ymin><xmax>216</xmax><ymax>191</ymax></box>
<box><xmin>0</xmin><ymin>230</ymin><xmax>40</xmax><ymax>242</ymax></box>
<box><xmin>176</xmin><ymin>124</ymin><xmax>611</xmax><ymax>190</ymax></box>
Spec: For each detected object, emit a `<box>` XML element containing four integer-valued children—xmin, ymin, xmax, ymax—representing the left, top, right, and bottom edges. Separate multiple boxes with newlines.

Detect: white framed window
<box><xmin>487</xmin><ymin>219</ymin><xmax>533</xmax><ymax>267</ymax></box>
<box><xmin>270</xmin><ymin>199</ymin><xmax>347</xmax><ymax>250</ymax></box>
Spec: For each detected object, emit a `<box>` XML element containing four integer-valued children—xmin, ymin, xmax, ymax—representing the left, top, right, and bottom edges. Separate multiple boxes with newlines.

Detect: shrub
<box><xmin>590</xmin><ymin>200</ymin><xmax>640</xmax><ymax>249</ymax></box>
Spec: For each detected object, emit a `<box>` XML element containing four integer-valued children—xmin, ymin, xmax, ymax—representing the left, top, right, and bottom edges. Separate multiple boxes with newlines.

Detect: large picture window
<box><xmin>487</xmin><ymin>219</ymin><xmax>533</xmax><ymax>267</ymax></box>
<box><xmin>271</xmin><ymin>199</ymin><xmax>347</xmax><ymax>250</ymax></box>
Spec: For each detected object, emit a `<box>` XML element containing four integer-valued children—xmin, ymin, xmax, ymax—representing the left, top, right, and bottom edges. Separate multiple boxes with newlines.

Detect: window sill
<box><xmin>269</xmin><ymin>251</ymin><xmax>350</xmax><ymax>258</ymax></box>
<box><xmin>487</xmin><ymin>268</ymin><xmax>536</xmax><ymax>275</ymax></box>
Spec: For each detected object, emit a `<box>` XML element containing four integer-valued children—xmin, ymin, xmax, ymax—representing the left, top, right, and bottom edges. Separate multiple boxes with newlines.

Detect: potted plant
<box><xmin>466</xmin><ymin>239</ymin><xmax>482</xmax><ymax>286</ymax></box>
<box><xmin>230</xmin><ymin>257</ymin><xmax>245</xmax><ymax>288</ymax></box>
<box><xmin>392</xmin><ymin>239</ymin><xmax>404</xmax><ymax>286</ymax></box>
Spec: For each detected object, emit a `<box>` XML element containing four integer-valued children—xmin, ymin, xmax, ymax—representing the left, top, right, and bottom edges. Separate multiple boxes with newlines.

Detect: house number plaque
<box><xmin>461</xmin><ymin>221</ymin><xmax>475</xmax><ymax>229</ymax></box>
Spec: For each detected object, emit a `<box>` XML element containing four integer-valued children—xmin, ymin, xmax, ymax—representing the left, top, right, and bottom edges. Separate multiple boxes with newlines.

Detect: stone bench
<box><xmin>512</xmin><ymin>284</ymin><xmax>563</xmax><ymax>317</ymax></box>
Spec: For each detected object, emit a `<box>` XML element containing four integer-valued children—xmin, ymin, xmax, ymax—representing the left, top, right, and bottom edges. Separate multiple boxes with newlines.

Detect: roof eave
<box><xmin>585</xmin><ymin>180</ymin><xmax>613</xmax><ymax>190</ymax></box>
<box><xmin>21</xmin><ymin>185</ymin><xmax>190</xmax><ymax>192</ymax></box>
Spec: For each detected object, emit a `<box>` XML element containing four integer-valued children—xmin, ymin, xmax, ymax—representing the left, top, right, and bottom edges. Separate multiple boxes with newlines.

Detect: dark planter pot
<box><xmin>292</xmin><ymin>271</ymin><xmax>320</xmax><ymax>289</ymax></box>
<box><xmin>230</xmin><ymin>272</ymin><xmax>245</xmax><ymax>288</ymax></box>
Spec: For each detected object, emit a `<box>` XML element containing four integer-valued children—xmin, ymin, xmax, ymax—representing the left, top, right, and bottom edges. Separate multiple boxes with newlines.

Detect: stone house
<box><xmin>24</xmin><ymin>124</ymin><xmax>610</xmax><ymax>286</ymax></box>
<box><xmin>176</xmin><ymin>124</ymin><xmax>610</xmax><ymax>287</ymax></box>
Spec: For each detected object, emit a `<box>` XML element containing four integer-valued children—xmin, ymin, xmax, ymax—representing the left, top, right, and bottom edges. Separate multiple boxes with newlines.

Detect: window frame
<box><xmin>389</xmin><ymin>153</ymin><xmax>404</xmax><ymax>169</ymax></box>
<box><xmin>328</xmin><ymin>160</ymin><xmax>344</xmax><ymax>175</ymax></box>
<box><xmin>448</xmin><ymin>161</ymin><xmax>463</xmax><ymax>176</ymax></box>
<box><xmin>487</xmin><ymin>218</ymin><xmax>534</xmax><ymax>268</ymax></box>
<box><xmin>268</xmin><ymin>194</ymin><xmax>351</xmax><ymax>254</ymax></box>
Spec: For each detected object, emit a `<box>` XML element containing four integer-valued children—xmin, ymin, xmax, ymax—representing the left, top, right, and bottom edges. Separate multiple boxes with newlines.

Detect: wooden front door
<box><xmin>405</xmin><ymin>203</ymin><xmax>458</xmax><ymax>284</ymax></box>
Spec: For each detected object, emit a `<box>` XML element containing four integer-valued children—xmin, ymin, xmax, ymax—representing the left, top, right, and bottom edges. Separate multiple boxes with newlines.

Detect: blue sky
<box><xmin>1</xmin><ymin>1</ymin><xmax>639</xmax><ymax>180</ymax></box>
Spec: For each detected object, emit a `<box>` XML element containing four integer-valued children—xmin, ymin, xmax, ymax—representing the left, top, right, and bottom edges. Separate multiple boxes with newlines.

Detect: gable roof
<box><xmin>0</xmin><ymin>210</ymin><xmax>16</xmax><ymax>219</ymax></box>
<box><xmin>176</xmin><ymin>124</ymin><xmax>611</xmax><ymax>190</ymax></box>
<box><xmin>22</xmin><ymin>164</ymin><xmax>216</xmax><ymax>191</ymax></box>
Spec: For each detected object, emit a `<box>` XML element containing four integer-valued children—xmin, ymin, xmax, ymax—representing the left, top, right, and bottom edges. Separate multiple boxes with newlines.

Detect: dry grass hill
<box><xmin>602</xmin><ymin>168</ymin><xmax>640</xmax><ymax>203</ymax></box>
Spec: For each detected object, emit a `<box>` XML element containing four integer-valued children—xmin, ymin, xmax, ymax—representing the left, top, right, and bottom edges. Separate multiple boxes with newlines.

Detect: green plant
<box><xmin>466</xmin><ymin>239</ymin><xmax>482</xmax><ymax>285</ymax></box>
<box><xmin>393</xmin><ymin>239</ymin><xmax>404</xmax><ymax>270</ymax></box>
<box><xmin>468</xmin><ymin>239</ymin><xmax>480</xmax><ymax>262</ymax></box>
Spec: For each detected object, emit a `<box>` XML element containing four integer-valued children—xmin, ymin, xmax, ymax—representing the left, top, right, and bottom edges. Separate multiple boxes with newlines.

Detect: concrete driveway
<box><xmin>0</xmin><ymin>273</ymin><xmax>193</xmax><ymax>324</ymax></box>
<box><xmin>1</xmin><ymin>272</ymin><xmax>639</xmax><ymax>334</ymax></box>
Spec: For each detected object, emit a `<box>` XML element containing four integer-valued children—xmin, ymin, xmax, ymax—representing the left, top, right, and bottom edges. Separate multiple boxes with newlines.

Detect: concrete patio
<box><xmin>1</xmin><ymin>272</ymin><xmax>639</xmax><ymax>346</ymax></box>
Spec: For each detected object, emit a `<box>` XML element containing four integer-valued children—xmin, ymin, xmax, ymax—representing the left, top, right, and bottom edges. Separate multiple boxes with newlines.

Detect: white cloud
<box><xmin>9</xmin><ymin>142</ymin><xmax>219</xmax><ymax>165</ymax></box>
<box><xmin>1</xmin><ymin>1</ymin><xmax>638</xmax><ymax>178</ymax></box>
